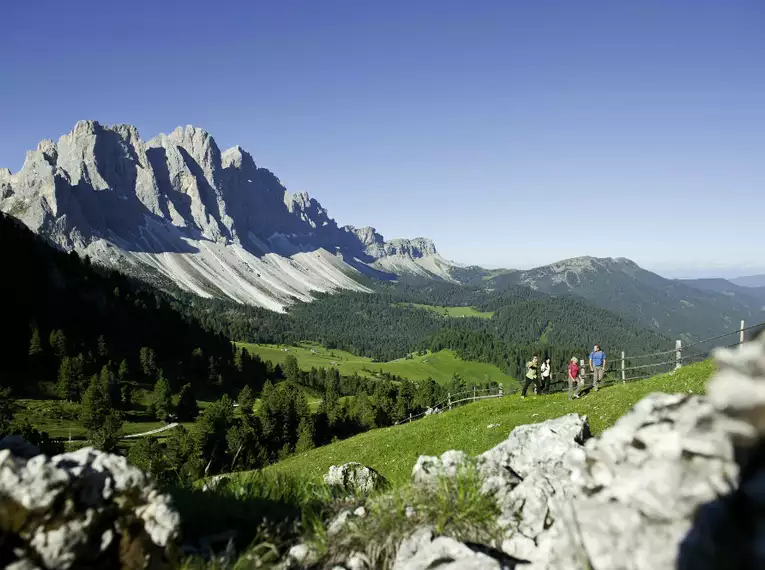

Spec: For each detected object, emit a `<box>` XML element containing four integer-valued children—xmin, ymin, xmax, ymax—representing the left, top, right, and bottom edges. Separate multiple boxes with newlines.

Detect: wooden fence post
<box><xmin>448</xmin><ymin>392</ymin><xmax>451</xmax><ymax>410</ymax></box>
<box><xmin>499</xmin><ymin>383</ymin><xmax>504</xmax><ymax>397</ymax></box>
<box><xmin>741</xmin><ymin>319</ymin><xmax>745</xmax><ymax>345</ymax></box>
<box><xmin>621</xmin><ymin>351</ymin><xmax>626</xmax><ymax>383</ymax></box>
<box><xmin>473</xmin><ymin>386</ymin><xmax>476</xmax><ymax>402</ymax></box>
<box><xmin>675</xmin><ymin>340</ymin><xmax>682</xmax><ymax>370</ymax></box>
<box><xmin>409</xmin><ymin>413</ymin><xmax>412</xmax><ymax>423</ymax></box>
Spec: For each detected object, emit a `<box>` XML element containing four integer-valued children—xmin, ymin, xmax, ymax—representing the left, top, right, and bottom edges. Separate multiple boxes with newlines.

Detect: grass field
<box><xmin>395</xmin><ymin>303</ymin><xmax>495</xmax><ymax>319</ymax></box>
<box><xmin>14</xmin><ymin>398</ymin><xmax>212</xmax><ymax>442</ymax></box>
<box><xmin>242</xmin><ymin>361</ymin><xmax>714</xmax><ymax>488</ymax></box>
<box><xmin>237</xmin><ymin>342</ymin><xmax>515</xmax><ymax>387</ymax></box>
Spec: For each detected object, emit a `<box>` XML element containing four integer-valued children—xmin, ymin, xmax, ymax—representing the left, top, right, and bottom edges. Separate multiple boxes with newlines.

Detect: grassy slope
<box><xmin>255</xmin><ymin>361</ymin><xmax>714</xmax><ymax>487</ymax></box>
<box><xmin>396</xmin><ymin>303</ymin><xmax>495</xmax><ymax>319</ymax></box>
<box><xmin>14</xmin><ymin>398</ymin><xmax>214</xmax><ymax>441</ymax></box>
<box><xmin>237</xmin><ymin>342</ymin><xmax>515</xmax><ymax>386</ymax></box>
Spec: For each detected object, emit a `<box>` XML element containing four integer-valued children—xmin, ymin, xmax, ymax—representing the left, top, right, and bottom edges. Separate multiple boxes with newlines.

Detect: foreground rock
<box><xmin>324</xmin><ymin>462</ymin><xmax>388</xmax><ymax>495</ymax></box>
<box><xmin>530</xmin><ymin>393</ymin><xmax>739</xmax><ymax>570</ymax></box>
<box><xmin>394</xmin><ymin>335</ymin><xmax>765</xmax><ymax>570</ymax></box>
<box><xmin>408</xmin><ymin>414</ymin><xmax>590</xmax><ymax>566</ymax></box>
<box><xmin>0</xmin><ymin>445</ymin><xmax>180</xmax><ymax>569</ymax></box>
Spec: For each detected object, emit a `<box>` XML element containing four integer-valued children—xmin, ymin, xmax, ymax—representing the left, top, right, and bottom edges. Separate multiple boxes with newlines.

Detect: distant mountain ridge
<box><xmin>465</xmin><ymin>256</ymin><xmax>765</xmax><ymax>343</ymax></box>
<box><xmin>730</xmin><ymin>274</ymin><xmax>765</xmax><ymax>288</ymax></box>
<box><xmin>0</xmin><ymin>121</ymin><xmax>454</xmax><ymax>311</ymax></box>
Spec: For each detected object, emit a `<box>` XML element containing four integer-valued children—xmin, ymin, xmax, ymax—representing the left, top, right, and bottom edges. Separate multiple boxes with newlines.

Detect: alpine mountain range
<box><xmin>2</xmin><ymin>120</ymin><xmax>764</xmax><ymax>341</ymax></box>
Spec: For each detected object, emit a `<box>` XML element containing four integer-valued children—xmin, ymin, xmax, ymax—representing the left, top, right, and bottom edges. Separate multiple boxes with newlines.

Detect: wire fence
<box><xmin>543</xmin><ymin>320</ymin><xmax>765</xmax><ymax>395</ymax></box>
<box><xmin>395</xmin><ymin>319</ymin><xmax>765</xmax><ymax>424</ymax></box>
<box><xmin>393</xmin><ymin>385</ymin><xmax>504</xmax><ymax>425</ymax></box>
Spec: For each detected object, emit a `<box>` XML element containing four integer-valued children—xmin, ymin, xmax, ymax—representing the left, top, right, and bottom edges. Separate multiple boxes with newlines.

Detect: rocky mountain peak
<box><xmin>0</xmin><ymin>120</ymin><xmax>451</xmax><ymax>309</ymax></box>
<box><xmin>221</xmin><ymin>145</ymin><xmax>256</xmax><ymax>170</ymax></box>
<box><xmin>384</xmin><ymin>237</ymin><xmax>438</xmax><ymax>258</ymax></box>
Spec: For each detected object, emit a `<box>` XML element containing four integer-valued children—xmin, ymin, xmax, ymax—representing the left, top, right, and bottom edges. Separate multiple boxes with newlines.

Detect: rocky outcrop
<box><xmin>323</xmin><ymin>462</ymin><xmax>388</xmax><ymax>495</ymax></box>
<box><xmin>386</xmin><ymin>335</ymin><xmax>765</xmax><ymax>570</ymax></box>
<box><xmin>392</xmin><ymin>527</ymin><xmax>518</xmax><ymax>570</ymax></box>
<box><xmin>529</xmin><ymin>393</ymin><xmax>739</xmax><ymax>570</ymax></box>
<box><xmin>0</xmin><ymin>445</ymin><xmax>180</xmax><ymax>569</ymax></box>
<box><xmin>0</xmin><ymin>121</ymin><xmax>453</xmax><ymax>310</ymax></box>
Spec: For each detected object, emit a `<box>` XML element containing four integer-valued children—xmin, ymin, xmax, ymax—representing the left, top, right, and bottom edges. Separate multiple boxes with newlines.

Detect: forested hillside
<box><xmin>0</xmin><ymin>212</ymin><xmax>262</xmax><ymax>401</ymax></box>
<box><xmin>164</xmin><ymin>280</ymin><xmax>672</xmax><ymax>378</ymax></box>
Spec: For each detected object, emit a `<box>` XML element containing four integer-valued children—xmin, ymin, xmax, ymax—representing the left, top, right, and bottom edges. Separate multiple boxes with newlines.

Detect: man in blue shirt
<box><xmin>589</xmin><ymin>344</ymin><xmax>607</xmax><ymax>392</ymax></box>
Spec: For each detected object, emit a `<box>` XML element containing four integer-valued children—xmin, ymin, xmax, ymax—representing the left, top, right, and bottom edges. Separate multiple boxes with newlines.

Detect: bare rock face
<box><xmin>0</xmin><ymin>121</ymin><xmax>453</xmax><ymax>310</ymax></box>
<box><xmin>529</xmin><ymin>393</ymin><xmax>739</xmax><ymax>570</ymax></box>
<box><xmin>0</xmin><ymin>445</ymin><xmax>180</xmax><ymax>569</ymax></box>
<box><xmin>323</xmin><ymin>462</ymin><xmax>388</xmax><ymax>495</ymax></box>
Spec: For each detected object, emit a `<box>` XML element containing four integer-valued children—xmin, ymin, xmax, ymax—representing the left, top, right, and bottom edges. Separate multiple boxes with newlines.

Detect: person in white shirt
<box><xmin>540</xmin><ymin>357</ymin><xmax>552</xmax><ymax>394</ymax></box>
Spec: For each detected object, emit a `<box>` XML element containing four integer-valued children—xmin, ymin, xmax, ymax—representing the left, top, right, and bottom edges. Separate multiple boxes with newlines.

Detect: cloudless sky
<box><xmin>1</xmin><ymin>0</ymin><xmax>764</xmax><ymax>277</ymax></box>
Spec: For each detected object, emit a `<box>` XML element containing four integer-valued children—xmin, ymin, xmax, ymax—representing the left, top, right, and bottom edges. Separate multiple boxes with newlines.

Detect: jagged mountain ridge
<box><xmin>0</xmin><ymin>121</ymin><xmax>454</xmax><ymax>310</ymax></box>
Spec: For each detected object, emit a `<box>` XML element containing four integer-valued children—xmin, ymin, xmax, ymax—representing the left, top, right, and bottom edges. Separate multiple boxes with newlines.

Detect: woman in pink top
<box><xmin>568</xmin><ymin>357</ymin><xmax>582</xmax><ymax>400</ymax></box>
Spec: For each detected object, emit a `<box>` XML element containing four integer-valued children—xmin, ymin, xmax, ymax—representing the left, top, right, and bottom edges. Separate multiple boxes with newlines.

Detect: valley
<box><xmin>236</xmin><ymin>342</ymin><xmax>515</xmax><ymax>386</ymax></box>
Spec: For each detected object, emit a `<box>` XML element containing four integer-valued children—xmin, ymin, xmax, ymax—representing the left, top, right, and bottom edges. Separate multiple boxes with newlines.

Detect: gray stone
<box><xmin>411</xmin><ymin>450</ymin><xmax>471</xmax><ymax>488</ymax></box>
<box><xmin>392</xmin><ymin>527</ymin><xmax>507</xmax><ymax>570</ymax></box>
<box><xmin>0</xmin><ymin>444</ymin><xmax>180</xmax><ymax>569</ymax></box>
<box><xmin>285</xmin><ymin>542</ymin><xmax>318</xmax><ymax>567</ymax></box>
<box><xmin>328</xmin><ymin>509</ymin><xmax>355</xmax><ymax>536</ymax></box>
<box><xmin>528</xmin><ymin>393</ymin><xmax>741</xmax><ymax>569</ymax></box>
<box><xmin>346</xmin><ymin>551</ymin><xmax>371</xmax><ymax>570</ymax></box>
<box><xmin>201</xmin><ymin>473</ymin><xmax>231</xmax><ymax>492</ymax></box>
<box><xmin>324</xmin><ymin>462</ymin><xmax>388</xmax><ymax>495</ymax></box>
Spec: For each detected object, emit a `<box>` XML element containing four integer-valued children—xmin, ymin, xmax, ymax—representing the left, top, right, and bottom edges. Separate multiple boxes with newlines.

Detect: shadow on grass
<box><xmin>170</xmin><ymin>471</ymin><xmax>339</xmax><ymax>559</ymax></box>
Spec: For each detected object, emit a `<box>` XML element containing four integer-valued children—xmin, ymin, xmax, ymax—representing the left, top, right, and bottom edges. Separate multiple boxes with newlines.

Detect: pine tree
<box><xmin>28</xmin><ymin>328</ymin><xmax>43</xmax><ymax>356</ymax></box>
<box><xmin>56</xmin><ymin>356</ymin><xmax>83</xmax><ymax>401</ymax></box>
<box><xmin>49</xmin><ymin>330</ymin><xmax>68</xmax><ymax>359</ymax></box>
<box><xmin>100</xmin><ymin>365</ymin><xmax>121</xmax><ymax>409</ymax></box>
<box><xmin>176</xmin><ymin>383</ymin><xmax>199</xmax><ymax>422</ymax></box>
<box><xmin>0</xmin><ymin>387</ymin><xmax>14</xmax><ymax>435</ymax></box>
<box><xmin>97</xmin><ymin>335</ymin><xmax>108</xmax><ymax>359</ymax></box>
<box><xmin>80</xmin><ymin>374</ymin><xmax>114</xmax><ymax>431</ymax></box>
<box><xmin>237</xmin><ymin>385</ymin><xmax>255</xmax><ymax>417</ymax></box>
<box><xmin>295</xmin><ymin>416</ymin><xmax>315</xmax><ymax>453</ymax></box>
<box><xmin>139</xmin><ymin>347</ymin><xmax>157</xmax><ymax>379</ymax></box>
<box><xmin>118</xmin><ymin>359</ymin><xmax>130</xmax><ymax>381</ymax></box>
<box><xmin>150</xmin><ymin>374</ymin><xmax>173</xmax><ymax>421</ymax></box>
<box><xmin>284</xmin><ymin>354</ymin><xmax>300</xmax><ymax>383</ymax></box>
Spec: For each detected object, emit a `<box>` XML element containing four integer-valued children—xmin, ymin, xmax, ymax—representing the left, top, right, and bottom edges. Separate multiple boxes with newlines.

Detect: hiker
<box><xmin>540</xmin><ymin>356</ymin><xmax>552</xmax><ymax>394</ymax></box>
<box><xmin>589</xmin><ymin>343</ymin><xmax>607</xmax><ymax>392</ymax></box>
<box><xmin>568</xmin><ymin>356</ymin><xmax>582</xmax><ymax>399</ymax></box>
<box><xmin>521</xmin><ymin>355</ymin><xmax>539</xmax><ymax>398</ymax></box>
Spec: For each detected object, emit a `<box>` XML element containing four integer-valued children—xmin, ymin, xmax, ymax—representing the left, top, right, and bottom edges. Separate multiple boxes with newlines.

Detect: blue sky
<box><xmin>1</xmin><ymin>0</ymin><xmax>763</xmax><ymax>277</ymax></box>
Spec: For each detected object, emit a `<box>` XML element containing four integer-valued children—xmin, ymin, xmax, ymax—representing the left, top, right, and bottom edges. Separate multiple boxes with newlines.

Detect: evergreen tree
<box><xmin>80</xmin><ymin>374</ymin><xmax>113</xmax><ymax>431</ymax></box>
<box><xmin>295</xmin><ymin>416</ymin><xmax>315</xmax><ymax>453</ymax></box>
<box><xmin>139</xmin><ymin>347</ymin><xmax>157</xmax><ymax>379</ymax></box>
<box><xmin>28</xmin><ymin>328</ymin><xmax>43</xmax><ymax>356</ymax></box>
<box><xmin>89</xmin><ymin>412</ymin><xmax>123</xmax><ymax>453</ymax></box>
<box><xmin>56</xmin><ymin>355</ymin><xmax>84</xmax><ymax>401</ymax></box>
<box><xmin>97</xmin><ymin>335</ymin><xmax>108</xmax><ymax>359</ymax></box>
<box><xmin>0</xmin><ymin>387</ymin><xmax>14</xmax><ymax>435</ymax></box>
<box><xmin>284</xmin><ymin>354</ymin><xmax>300</xmax><ymax>383</ymax></box>
<box><xmin>49</xmin><ymin>329</ymin><xmax>68</xmax><ymax>359</ymax></box>
<box><xmin>150</xmin><ymin>374</ymin><xmax>173</xmax><ymax>421</ymax></box>
<box><xmin>237</xmin><ymin>385</ymin><xmax>255</xmax><ymax>417</ymax></box>
<box><xmin>99</xmin><ymin>365</ymin><xmax>121</xmax><ymax>409</ymax></box>
<box><xmin>176</xmin><ymin>383</ymin><xmax>199</xmax><ymax>422</ymax></box>
<box><xmin>117</xmin><ymin>359</ymin><xmax>130</xmax><ymax>382</ymax></box>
